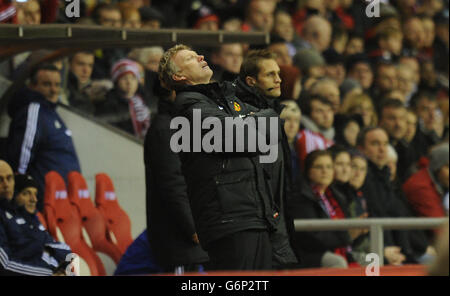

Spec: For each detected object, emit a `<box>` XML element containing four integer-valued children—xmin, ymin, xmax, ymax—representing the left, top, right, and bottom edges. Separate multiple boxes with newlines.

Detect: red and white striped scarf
<box><xmin>128</xmin><ymin>95</ymin><xmax>150</xmax><ymax>139</ymax></box>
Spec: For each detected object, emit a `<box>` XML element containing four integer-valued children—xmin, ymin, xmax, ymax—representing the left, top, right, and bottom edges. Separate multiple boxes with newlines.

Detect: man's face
<box><xmin>283</xmin><ymin>113</ymin><xmax>301</xmax><ymax>143</ymax></box>
<box><xmin>416</xmin><ymin>98</ymin><xmax>438</xmax><ymax>131</ymax></box>
<box><xmin>399</xmin><ymin>57</ymin><xmax>420</xmax><ymax>84</ymax></box>
<box><xmin>16</xmin><ymin>0</ymin><xmax>41</xmax><ymax>25</ymax></box>
<box><xmin>350</xmin><ymin>156</ymin><xmax>368</xmax><ymax>190</ymax></box>
<box><xmin>247</xmin><ymin>0</ymin><xmax>275</xmax><ymax>32</ymax></box>
<box><xmin>0</xmin><ymin>161</ymin><xmax>14</xmax><ymax>201</ymax></box>
<box><xmin>380</xmin><ymin>107</ymin><xmax>407</xmax><ymax>141</ymax></box>
<box><xmin>145</xmin><ymin>52</ymin><xmax>163</xmax><ymax>72</ymax></box>
<box><xmin>403</xmin><ymin>18</ymin><xmax>425</xmax><ymax>49</ymax></box>
<box><xmin>172</xmin><ymin>49</ymin><xmax>213</xmax><ymax>85</ymax></box>
<box><xmin>386</xmin><ymin>34</ymin><xmax>403</xmax><ymax>55</ymax></box>
<box><xmin>405</xmin><ymin>111</ymin><xmax>417</xmax><ymax>143</ymax></box>
<box><xmin>70</xmin><ymin>53</ymin><xmax>94</xmax><ymax>85</ymax></box>
<box><xmin>345</xmin><ymin>38</ymin><xmax>364</xmax><ymax>55</ymax></box>
<box><xmin>253</xmin><ymin>59</ymin><xmax>282</xmax><ymax>98</ymax></box>
<box><xmin>213</xmin><ymin>44</ymin><xmax>243</xmax><ymax>74</ymax></box>
<box><xmin>99</xmin><ymin>9</ymin><xmax>122</xmax><ymax>27</ymax></box>
<box><xmin>376</xmin><ymin>65</ymin><xmax>397</xmax><ymax>92</ymax></box>
<box><xmin>310</xmin><ymin>100</ymin><xmax>334</xmax><ymax>130</ymax></box>
<box><xmin>268</xmin><ymin>43</ymin><xmax>292</xmax><ymax>66</ymax></box>
<box><xmin>348</xmin><ymin>62</ymin><xmax>373</xmax><ymax>89</ymax></box>
<box><xmin>123</xmin><ymin>11</ymin><xmax>142</xmax><ymax>29</ymax></box>
<box><xmin>304</xmin><ymin>18</ymin><xmax>332</xmax><ymax>52</ymax></box>
<box><xmin>397</xmin><ymin>66</ymin><xmax>414</xmax><ymax>96</ymax></box>
<box><xmin>360</xmin><ymin>129</ymin><xmax>389</xmax><ymax>168</ymax></box>
<box><xmin>438</xmin><ymin>165</ymin><xmax>449</xmax><ymax>189</ymax></box>
<box><xmin>324</xmin><ymin>64</ymin><xmax>346</xmax><ymax>86</ymax></box>
<box><xmin>273</xmin><ymin>12</ymin><xmax>294</xmax><ymax>42</ymax></box>
<box><xmin>314</xmin><ymin>82</ymin><xmax>340</xmax><ymax>113</ymax></box>
<box><xmin>15</xmin><ymin>187</ymin><xmax>38</xmax><ymax>214</ymax></box>
<box><xmin>31</xmin><ymin>70</ymin><xmax>61</xmax><ymax>103</ymax></box>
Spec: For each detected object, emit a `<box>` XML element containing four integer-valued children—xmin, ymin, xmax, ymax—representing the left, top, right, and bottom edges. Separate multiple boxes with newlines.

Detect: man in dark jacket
<box><xmin>158</xmin><ymin>44</ymin><xmax>281</xmax><ymax>270</ymax></box>
<box><xmin>7</xmin><ymin>64</ymin><xmax>81</xmax><ymax>211</ymax></box>
<box><xmin>0</xmin><ymin>161</ymin><xmax>72</xmax><ymax>276</ymax></box>
<box><xmin>144</xmin><ymin>89</ymin><xmax>209</xmax><ymax>273</ymax></box>
<box><xmin>234</xmin><ymin>49</ymin><xmax>298</xmax><ymax>269</ymax></box>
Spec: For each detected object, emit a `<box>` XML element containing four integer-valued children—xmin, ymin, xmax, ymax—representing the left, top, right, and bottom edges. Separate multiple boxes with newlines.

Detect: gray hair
<box><xmin>128</xmin><ymin>46</ymin><xmax>164</xmax><ymax>65</ymax></box>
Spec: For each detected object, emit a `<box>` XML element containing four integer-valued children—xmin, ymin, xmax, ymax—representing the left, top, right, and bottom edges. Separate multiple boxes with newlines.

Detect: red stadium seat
<box><xmin>43</xmin><ymin>171</ymin><xmax>105</xmax><ymax>276</ymax></box>
<box><xmin>36</xmin><ymin>212</ymin><xmax>47</xmax><ymax>229</ymax></box>
<box><xmin>67</xmin><ymin>172</ymin><xmax>123</xmax><ymax>264</ymax></box>
<box><xmin>95</xmin><ymin>173</ymin><xmax>133</xmax><ymax>254</ymax></box>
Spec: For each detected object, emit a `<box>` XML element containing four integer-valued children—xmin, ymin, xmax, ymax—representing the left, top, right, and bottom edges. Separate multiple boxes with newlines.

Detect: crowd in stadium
<box><xmin>0</xmin><ymin>0</ymin><xmax>449</xmax><ymax>275</ymax></box>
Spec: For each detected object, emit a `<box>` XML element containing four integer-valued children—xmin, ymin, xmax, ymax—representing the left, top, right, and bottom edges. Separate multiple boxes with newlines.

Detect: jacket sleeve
<box><xmin>403</xmin><ymin>183</ymin><xmax>446</xmax><ymax>218</ymax></box>
<box><xmin>145</xmin><ymin>123</ymin><xmax>196</xmax><ymax>241</ymax></box>
<box><xmin>175</xmin><ymin>95</ymin><xmax>279</xmax><ymax>155</ymax></box>
<box><xmin>7</xmin><ymin>103</ymin><xmax>43</xmax><ymax>174</ymax></box>
<box><xmin>0</xmin><ymin>212</ymin><xmax>53</xmax><ymax>276</ymax></box>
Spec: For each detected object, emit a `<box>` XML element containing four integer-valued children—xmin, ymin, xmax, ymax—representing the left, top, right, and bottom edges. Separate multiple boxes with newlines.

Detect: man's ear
<box><xmin>245</xmin><ymin>76</ymin><xmax>256</xmax><ymax>87</ymax></box>
<box><xmin>172</xmin><ymin>73</ymin><xmax>186</xmax><ymax>82</ymax></box>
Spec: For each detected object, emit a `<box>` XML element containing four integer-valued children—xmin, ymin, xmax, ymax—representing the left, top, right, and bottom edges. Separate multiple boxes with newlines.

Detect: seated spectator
<box><xmin>308</xmin><ymin>78</ymin><xmax>341</xmax><ymax>114</ymax></box>
<box><xmin>339</xmin><ymin>78</ymin><xmax>363</xmax><ymax>103</ymax></box>
<box><xmin>402</xmin><ymin>17</ymin><xmax>426</xmax><ymax>56</ymax></box>
<box><xmin>411</xmin><ymin>91</ymin><xmax>444</xmax><ymax>140</ymax></box>
<box><xmin>330</xmin><ymin>25</ymin><xmax>349</xmax><ymax>55</ymax></box>
<box><xmin>218</xmin><ymin>6</ymin><xmax>244</xmax><ymax>32</ymax></box>
<box><xmin>210</xmin><ymin>43</ymin><xmax>243</xmax><ymax>83</ymax></box>
<box><xmin>0</xmin><ymin>161</ymin><xmax>72</xmax><ymax>276</ymax></box>
<box><xmin>272</xmin><ymin>9</ymin><xmax>302</xmax><ymax>55</ymax></box>
<box><xmin>243</xmin><ymin>0</ymin><xmax>276</xmax><ymax>32</ymax></box>
<box><xmin>403</xmin><ymin>143</ymin><xmax>449</xmax><ymax>219</ymax></box>
<box><xmin>293</xmin><ymin>48</ymin><xmax>325</xmax><ymax>79</ymax></box>
<box><xmin>344</xmin><ymin>33</ymin><xmax>365</xmax><ymax>56</ymax></box>
<box><xmin>120</xmin><ymin>5</ymin><xmax>142</xmax><ymax>29</ymax></box>
<box><xmin>67</xmin><ymin>51</ymin><xmax>96</xmax><ymax>115</ymax></box>
<box><xmin>333</xmin><ymin>114</ymin><xmax>364</xmax><ymax>149</ymax></box>
<box><xmin>346</xmin><ymin>53</ymin><xmax>373</xmax><ymax>91</ymax></box>
<box><xmin>299</xmin><ymin>15</ymin><xmax>332</xmax><ymax>53</ymax></box>
<box><xmin>138</xmin><ymin>6</ymin><xmax>164</xmax><ymax>29</ymax></box>
<box><xmin>300</xmin><ymin>95</ymin><xmax>335</xmax><ymax>141</ymax></box>
<box><xmin>369</xmin><ymin>27</ymin><xmax>403</xmax><ymax>62</ymax></box>
<box><xmin>370</xmin><ymin>61</ymin><xmax>399</xmax><ymax>108</ymax></box>
<box><xmin>280</xmin><ymin>100</ymin><xmax>302</xmax><ymax>179</ymax></box>
<box><xmin>340</xmin><ymin>93</ymin><xmax>378</xmax><ymax>127</ymax></box>
<box><xmin>288</xmin><ymin>150</ymin><xmax>360</xmax><ymax>268</ymax></box>
<box><xmin>7</xmin><ymin>64</ymin><xmax>81</xmax><ymax>211</ymax></box>
<box><xmin>268</xmin><ymin>36</ymin><xmax>293</xmax><ymax>66</ymax></box>
<box><xmin>187</xmin><ymin>4</ymin><xmax>219</xmax><ymax>31</ymax></box>
<box><xmin>396</xmin><ymin>63</ymin><xmax>416</xmax><ymax>104</ymax></box>
<box><xmin>322</xmin><ymin>48</ymin><xmax>346</xmax><ymax>86</ymax></box>
<box><xmin>404</xmin><ymin>108</ymin><xmax>418</xmax><ymax>144</ymax></box>
<box><xmin>95</xmin><ymin>59</ymin><xmax>151</xmax><ymax>139</ymax></box>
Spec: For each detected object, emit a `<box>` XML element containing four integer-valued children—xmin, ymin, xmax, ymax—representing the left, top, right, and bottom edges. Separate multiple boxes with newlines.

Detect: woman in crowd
<box><xmin>340</xmin><ymin>93</ymin><xmax>378</xmax><ymax>127</ymax></box>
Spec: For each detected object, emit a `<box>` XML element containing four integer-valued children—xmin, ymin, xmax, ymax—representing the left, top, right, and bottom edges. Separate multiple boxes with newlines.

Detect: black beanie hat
<box><xmin>13</xmin><ymin>174</ymin><xmax>38</xmax><ymax>198</ymax></box>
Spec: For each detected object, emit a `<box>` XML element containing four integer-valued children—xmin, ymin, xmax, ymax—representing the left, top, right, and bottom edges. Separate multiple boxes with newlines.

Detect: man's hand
<box><xmin>384</xmin><ymin>246</ymin><xmax>406</xmax><ymax>266</ymax></box>
<box><xmin>192</xmin><ymin>233</ymin><xmax>200</xmax><ymax>245</ymax></box>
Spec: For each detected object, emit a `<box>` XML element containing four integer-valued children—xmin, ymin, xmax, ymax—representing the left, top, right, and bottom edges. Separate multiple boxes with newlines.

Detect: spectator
<box><xmin>399</xmin><ymin>55</ymin><xmax>421</xmax><ymax>86</ymax></box>
<box><xmin>403</xmin><ymin>143</ymin><xmax>449</xmax><ymax>219</ymax></box>
<box><xmin>15</xmin><ymin>0</ymin><xmax>41</xmax><ymax>25</ymax></box>
<box><xmin>272</xmin><ymin>9</ymin><xmax>302</xmax><ymax>55</ymax></box>
<box><xmin>322</xmin><ymin>48</ymin><xmax>346</xmax><ymax>86</ymax></box>
<box><xmin>0</xmin><ymin>164</ymin><xmax>72</xmax><ymax>276</ymax></box>
<box><xmin>404</xmin><ymin>108</ymin><xmax>418</xmax><ymax>144</ymax></box>
<box><xmin>397</xmin><ymin>63</ymin><xmax>416</xmax><ymax>104</ymax></box>
<box><xmin>432</xmin><ymin>11</ymin><xmax>449</xmax><ymax>75</ymax></box>
<box><xmin>344</xmin><ymin>33</ymin><xmax>365</xmax><ymax>56</ymax></box>
<box><xmin>158</xmin><ymin>44</ymin><xmax>281</xmax><ymax>271</ymax></box>
<box><xmin>67</xmin><ymin>51</ymin><xmax>96</xmax><ymax>115</ymax></box>
<box><xmin>210</xmin><ymin>43</ymin><xmax>243</xmax><ymax>83</ymax></box>
<box><xmin>120</xmin><ymin>5</ymin><xmax>142</xmax><ymax>29</ymax></box>
<box><xmin>293</xmin><ymin>48</ymin><xmax>325</xmax><ymax>79</ymax></box>
<box><xmin>346</xmin><ymin>53</ymin><xmax>374</xmax><ymax>91</ymax></box>
<box><xmin>144</xmin><ymin>85</ymin><xmax>209</xmax><ymax>273</ymax></box>
<box><xmin>300</xmin><ymin>15</ymin><xmax>332</xmax><ymax>53</ymax></box>
<box><xmin>235</xmin><ymin>49</ymin><xmax>298</xmax><ymax>269</ymax></box>
<box><xmin>268</xmin><ymin>37</ymin><xmax>293</xmax><ymax>66</ymax></box>
<box><xmin>372</xmin><ymin>61</ymin><xmax>399</xmax><ymax>102</ymax></box>
<box><xmin>356</xmin><ymin>127</ymin><xmax>408</xmax><ymax>265</ymax></box>
<box><xmin>333</xmin><ymin>114</ymin><xmax>364</xmax><ymax>149</ymax></box>
<box><xmin>244</xmin><ymin>0</ymin><xmax>276</xmax><ymax>32</ymax></box>
<box><xmin>280</xmin><ymin>100</ymin><xmax>302</xmax><ymax>179</ymax></box>
<box><xmin>329</xmin><ymin>145</ymin><xmax>354</xmax><ymax>200</ymax></box>
<box><xmin>378</xmin><ymin>99</ymin><xmax>408</xmax><ymax>146</ymax></box>
<box><xmin>139</xmin><ymin>6</ymin><xmax>164</xmax><ymax>29</ymax></box>
<box><xmin>187</xmin><ymin>4</ymin><xmax>219</xmax><ymax>31</ymax></box>
<box><xmin>410</xmin><ymin>91</ymin><xmax>443</xmax><ymax>141</ymax></box>
<box><xmin>402</xmin><ymin>17</ymin><xmax>426</xmax><ymax>55</ymax></box>
<box><xmin>340</xmin><ymin>93</ymin><xmax>378</xmax><ymax>127</ymax></box>
<box><xmin>371</xmin><ymin>27</ymin><xmax>403</xmax><ymax>62</ymax></box>
<box><xmin>330</xmin><ymin>25</ymin><xmax>349</xmax><ymax>55</ymax></box>
<box><xmin>288</xmin><ymin>150</ymin><xmax>359</xmax><ymax>268</ymax></box>
<box><xmin>339</xmin><ymin>78</ymin><xmax>363</xmax><ymax>103</ymax></box>
<box><xmin>218</xmin><ymin>6</ymin><xmax>244</xmax><ymax>32</ymax></box>
<box><xmin>95</xmin><ymin>59</ymin><xmax>151</xmax><ymax>140</ymax></box>
<box><xmin>300</xmin><ymin>95</ymin><xmax>335</xmax><ymax>141</ymax></box>
<box><xmin>92</xmin><ymin>3</ymin><xmax>122</xmax><ymax>28</ymax></box>
<box><xmin>308</xmin><ymin>78</ymin><xmax>341</xmax><ymax>114</ymax></box>
<box><xmin>7</xmin><ymin>64</ymin><xmax>81</xmax><ymax>211</ymax></box>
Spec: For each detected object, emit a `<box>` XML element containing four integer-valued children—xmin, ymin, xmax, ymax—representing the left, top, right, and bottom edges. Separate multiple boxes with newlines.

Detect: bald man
<box><xmin>0</xmin><ymin>160</ymin><xmax>14</xmax><ymax>201</ymax></box>
<box><xmin>302</xmin><ymin>16</ymin><xmax>332</xmax><ymax>52</ymax></box>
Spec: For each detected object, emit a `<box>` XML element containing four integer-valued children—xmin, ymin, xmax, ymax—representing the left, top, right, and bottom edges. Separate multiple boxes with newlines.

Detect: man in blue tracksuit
<box><xmin>7</xmin><ymin>64</ymin><xmax>81</xmax><ymax>211</ymax></box>
<box><xmin>0</xmin><ymin>160</ymin><xmax>72</xmax><ymax>276</ymax></box>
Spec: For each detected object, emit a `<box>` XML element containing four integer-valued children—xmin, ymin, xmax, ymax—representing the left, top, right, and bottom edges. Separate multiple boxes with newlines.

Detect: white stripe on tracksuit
<box><xmin>18</xmin><ymin>103</ymin><xmax>40</xmax><ymax>174</ymax></box>
<box><xmin>0</xmin><ymin>248</ymin><xmax>52</xmax><ymax>276</ymax></box>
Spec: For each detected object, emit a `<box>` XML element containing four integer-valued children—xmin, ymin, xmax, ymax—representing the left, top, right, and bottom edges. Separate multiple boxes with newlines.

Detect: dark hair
<box><xmin>301</xmin><ymin>94</ymin><xmax>333</xmax><ymax>116</ymax></box>
<box><xmin>356</xmin><ymin>126</ymin><xmax>384</xmax><ymax>148</ymax></box>
<box><xmin>92</xmin><ymin>3</ymin><xmax>120</xmax><ymax>24</ymax></box>
<box><xmin>304</xmin><ymin>149</ymin><xmax>333</xmax><ymax>179</ymax></box>
<box><xmin>328</xmin><ymin>144</ymin><xmax>351</xmax><ymax>161</ymax></box>
<box><xmin>239</xmin><ymin>49</ymin><xmax>276</xmax><ymax>80</ymax></box>
<box><xmin>379</xmin><ymin>98</ymin><xmax>406</xmax><ymax>118</ymax></box>
<box><xmin>30</xmin><ymin>64</ymin><xmax>60</xmax><ymax>85</ymax></box>
<box><xmin>69</xmin><ymin>51</ymin><xmax>95</xmax><ymax>62</ymax></box>
<box><xmin>410</xmin><ymin>91</ymin><xmax>437</xmax><ymax>109</ymax></box>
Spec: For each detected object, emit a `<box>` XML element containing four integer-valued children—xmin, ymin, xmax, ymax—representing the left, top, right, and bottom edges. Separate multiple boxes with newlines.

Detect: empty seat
<box><xmin>95</xmin><ymin>173</ymin><xmax>133</xmax><ymax>254</ymax></box>
<box><xmin>67</xmin><ymin>172</ymin><xmax>122</xmax><ymax>264</ymax></box>
<box><xmin>43</xmin><ymin>171</ymin><xmax>105</xmax><ymax>276</ymax></box>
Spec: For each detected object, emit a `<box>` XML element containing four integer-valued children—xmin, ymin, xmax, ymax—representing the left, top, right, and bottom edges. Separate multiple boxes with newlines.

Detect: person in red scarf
<box><xmin>95</xmin><ymin>59</ymin><xmax>151</xmax><ymax>140</ymax></box>
<box><xmin>287</xmin><ymin>149</ymin><xmax>362</xmax><ymax>268</ymax></box>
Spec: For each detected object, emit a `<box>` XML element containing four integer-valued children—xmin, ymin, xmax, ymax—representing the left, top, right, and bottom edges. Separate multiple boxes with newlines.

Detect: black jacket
<box><xmin>144</xmin><ymin>98</ymin><xmax>209</xmax><ymax>269</ymax></box>
<box><xmin>174</xmin><ymin>82</ymin><xmax>281</xmax><ymax>249</ymax></box>
<box><xmin>287</xmin><ymin>178</ymin><xmax>353</xmax><ymax>268</ymax></box>
<box><xmin>66</xmin><ymin>71</ymin><xmax>95</xmax><ymax>115</ymax></box>
<box><xmin>234</xmin><ymin>78</ymin><xmax>298</xmax><ymax>268</ymax></box>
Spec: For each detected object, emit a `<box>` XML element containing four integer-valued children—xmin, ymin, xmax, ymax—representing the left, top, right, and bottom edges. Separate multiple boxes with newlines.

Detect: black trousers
<box><xmin>205</xmin><ymin>229</ymin><xmax>272</xmax><ymax>271</ymax></box>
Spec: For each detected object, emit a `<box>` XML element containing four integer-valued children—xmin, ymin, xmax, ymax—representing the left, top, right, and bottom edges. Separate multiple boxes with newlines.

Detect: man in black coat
<box><xmin>234</xmin><ymin>49</ymin><xmax>298</xmax><ymax>269</ymax></box>
<box><xmin>158</xmin><ymin>44</ymin><xmax>281</xmax><ymax>270</ymax></box>
<box><xmin>144</xmin><ymin>88</ymin><xmax>209</xmax><ymax>273</ymax></box>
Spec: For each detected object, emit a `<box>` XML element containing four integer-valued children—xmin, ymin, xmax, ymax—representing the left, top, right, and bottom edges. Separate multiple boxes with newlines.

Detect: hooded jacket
<box><xmin>0</xmin><ymin>198</ymin><xmax>71</xmax><ymax>276</ymax></box>
<box><xmin>7</xmin><ymin>88</ymin><xmax>81</xmax><ymax>211</ymax></box>
<box><xmin>173</xmin><ymin>81</ymin><xmax>281</xmax><ymax>249</ymax></box>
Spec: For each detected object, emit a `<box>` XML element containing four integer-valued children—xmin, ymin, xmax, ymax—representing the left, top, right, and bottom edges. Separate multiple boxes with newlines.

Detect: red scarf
<box><xmin>128</xmin><ymin>95</ymin><xmax>150</xmax><ymax>139</ymax></box>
